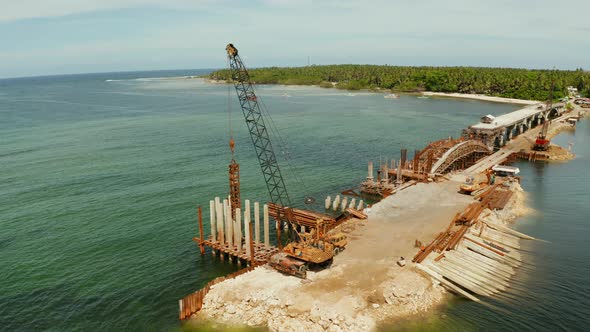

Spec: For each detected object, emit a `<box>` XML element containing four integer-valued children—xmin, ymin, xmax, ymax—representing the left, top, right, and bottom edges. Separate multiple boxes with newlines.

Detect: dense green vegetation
<box><xmin>210</xmin><ymin>65</ymin><xmax>590</xmax><ymax>101</ymax></box>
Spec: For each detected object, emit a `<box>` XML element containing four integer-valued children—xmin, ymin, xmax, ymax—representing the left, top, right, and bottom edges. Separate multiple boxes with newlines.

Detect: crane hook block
<box><xmin>226</xmin><ymin>43</ymin><xmax>238</xmax><ymax>57</ymax></box>
<box><xmin>229</xmin><ymin>138</ymin><xmax>235</xmax><ymax>154</ymax></box>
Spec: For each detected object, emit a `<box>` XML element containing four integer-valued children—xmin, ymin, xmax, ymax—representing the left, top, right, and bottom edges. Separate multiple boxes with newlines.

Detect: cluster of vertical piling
<box><xmin>324</xmin><ymin>195</ymin><xmax>364</xmax><ymax>212</ymax></box>
<box><xmin>194</xmin><ymin>196</ymin><xmax>279</xmax><ymax>265</ymax></box>
<box><xmin>360</xmin><ymin>148</ymin><xmax>429</xmax><ymax>198</ymax></box>
<box><xmin>360</xmin><ymin>138</ymin><xmax>494</xmax><ymax>198</ymax></box>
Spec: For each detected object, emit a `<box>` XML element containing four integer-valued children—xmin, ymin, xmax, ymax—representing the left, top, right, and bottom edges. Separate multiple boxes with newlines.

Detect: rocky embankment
<box><xmin>198</xmin><ymin>265</ymin><xmax>444</xmax><ymax>332</ymax></box>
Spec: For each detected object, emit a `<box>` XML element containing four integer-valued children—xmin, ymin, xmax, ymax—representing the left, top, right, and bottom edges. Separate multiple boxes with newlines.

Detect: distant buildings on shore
<box><xmin>567</xmin><ymin>86</ymin><xmax>581</xmax><ymax>98</ymax></box>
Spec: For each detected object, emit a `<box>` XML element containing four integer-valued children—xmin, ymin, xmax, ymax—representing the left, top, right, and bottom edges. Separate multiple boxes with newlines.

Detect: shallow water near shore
<box><xmin>383</xmin><ymin>117</ymin><xmax>590</xmax><ymax>331</ymax></box>
<box><xmin>1</xmin><ymin>70</ymin><xmax>588</xmax><ymax>331</ymax></box>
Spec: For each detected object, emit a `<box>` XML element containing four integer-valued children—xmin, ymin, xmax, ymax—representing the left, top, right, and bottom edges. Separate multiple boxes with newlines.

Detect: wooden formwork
<box><xmin>193</xmin><ymin>238</ymin><xmax>279</xmax><ymax>263</ymax></box>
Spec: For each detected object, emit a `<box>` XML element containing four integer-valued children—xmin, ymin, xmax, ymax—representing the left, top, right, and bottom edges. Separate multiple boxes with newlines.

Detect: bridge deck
<box><xmin>470</xmin><ymin>105</ymin><xmax>543</xmax><ymax>130</ymax></box>
<box><xmin>463</xmin><ymin>108</ymin><xmax>576</xmax><ymax>175</ymax></box>
<box><xmin>463</xmin><ymin>149</ymin><xmax>514</xmax><ymax>175</ymax></box>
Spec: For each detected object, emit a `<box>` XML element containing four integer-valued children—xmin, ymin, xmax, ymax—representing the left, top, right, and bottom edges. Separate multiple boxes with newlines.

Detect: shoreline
<box><xmin>206</xmin><ymin>78</ymin><xmax>540</xmax><ymax>105</ymax></box>
<box><xmin>421</xmin><ymin>92</ymin><xmax>539</xmax><ymax>105</ymax></box>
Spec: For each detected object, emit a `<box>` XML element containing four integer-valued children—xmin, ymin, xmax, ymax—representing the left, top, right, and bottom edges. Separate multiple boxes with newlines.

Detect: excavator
<box><xmin>533</xmin><ymin>120</ymin><xmax>551</xmax><ymax>151</ymax></box>
<box><xmin>225</xmin><ymin>43</ymin><xmax>335</xmax><ymax>277</ymax></box>
<box><xmin>460</xmin><ymin>169</ymin><xmax>494</xmax><ymax>194</ymax></box>
<box><xmin>534</xmin><ymin>79</ymin><xmax>555</xmax><ymax>151</ymax></box>
<box><xmin>270</xmin><ymin>226</ymin><xmax>336</xmax><ymax>279</ymax></box>
<box><xmin>283</xmin><ymin>224</ymin><xmax>335</xmax><ymax>268</ymax></box>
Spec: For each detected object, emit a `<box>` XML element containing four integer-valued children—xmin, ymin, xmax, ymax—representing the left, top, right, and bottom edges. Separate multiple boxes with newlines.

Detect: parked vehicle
<box><xmin>268</xmin><ymin>253</ymin><xmax>308</xmax><ymax>279</ymax></box>
<box><xmin>326</xmin><ymin>233</ymin><xmax>348</xmax><ymax>254</ymax></box>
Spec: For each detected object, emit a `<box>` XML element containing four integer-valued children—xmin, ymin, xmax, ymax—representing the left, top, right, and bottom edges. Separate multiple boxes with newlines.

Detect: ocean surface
<box><xmin>0</xmin><ymin>70</ymin><xmax>587</xmax><ymax>331</ymax></box>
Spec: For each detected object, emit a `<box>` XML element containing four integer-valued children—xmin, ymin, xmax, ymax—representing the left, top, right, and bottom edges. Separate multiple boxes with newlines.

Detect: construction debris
<box><xmin>413</xmin><ymin>179</ymin><xmax>534</xmax><ymax>302</ymax></box>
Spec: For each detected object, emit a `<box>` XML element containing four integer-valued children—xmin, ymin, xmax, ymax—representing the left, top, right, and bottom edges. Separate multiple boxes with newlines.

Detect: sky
<box><xmin>1</xmin><ymin>0</ymin><xmax>589</xmax><ymax>78</ymax></box>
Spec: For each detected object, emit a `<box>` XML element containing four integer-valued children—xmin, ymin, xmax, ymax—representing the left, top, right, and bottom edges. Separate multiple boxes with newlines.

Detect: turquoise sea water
<box><xmin>1</xmin><ymin>70</ymin><xmax>587</xmax><ymax>331</ymax></box>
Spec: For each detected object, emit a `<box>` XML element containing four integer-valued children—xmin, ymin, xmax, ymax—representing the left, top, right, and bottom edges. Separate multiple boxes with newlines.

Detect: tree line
<box><xmin>209</xmin><ymin>65</ymin><xmax>590</xmax><ymax>101</ymax></box>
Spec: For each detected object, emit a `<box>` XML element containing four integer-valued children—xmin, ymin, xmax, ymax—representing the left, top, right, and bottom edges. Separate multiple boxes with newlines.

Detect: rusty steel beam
<box><xmin>198</xmin><ymin>206</ymin><xmax>205</xmax><ymax>255</ymax></box>
<box><xmin>400</xmin><ymin>148</ymin><xmax>407</xmax><ymax>170</ymax></box>
<box><xmin>413</xmin><ymin>149</ymin><xmax>420</xmax><ymax>173</ymax></box>
<box><xmin>229</xmin><ymin>160</ymin><xmax>241</xmax><ymax>219</ymax></box>
<box><xmin>248</xmin><ymin>221</ymin><xmax>255</xmax><ymax>264</ymax></box>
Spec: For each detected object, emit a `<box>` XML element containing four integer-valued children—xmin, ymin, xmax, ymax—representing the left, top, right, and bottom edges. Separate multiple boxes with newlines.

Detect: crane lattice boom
<box><xmin>225</xmin><ymin>43</ymin><xmax>291</xmax><ymax>207</ymax></box>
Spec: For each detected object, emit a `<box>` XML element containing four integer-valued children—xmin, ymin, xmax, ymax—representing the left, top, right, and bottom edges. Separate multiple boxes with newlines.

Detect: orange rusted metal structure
<box><xmin>362</xmin><ymin>138</ymin><xmax>490</xmax><ymax>198</ymax></box>
<box><xmin>193</xmin><ymin>237</ymin><xmax>279</xmax><ymax>264</ymax></box>
<box><xmin>228</xmin><ymin>160</ymin><xmax>241</xmax><ymax>219</ymax></box>
<box><xmin>267</xmin><ymin>203</ymin><xmax>354</xmax><ymax>235</ymax></box>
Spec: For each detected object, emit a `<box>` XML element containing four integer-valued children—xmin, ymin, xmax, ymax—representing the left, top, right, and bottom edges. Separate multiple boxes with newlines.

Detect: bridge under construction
<box><xmin>463</xmin><ymin>102</ymin><xmax>566</xmax><ymax>148</ymax></box>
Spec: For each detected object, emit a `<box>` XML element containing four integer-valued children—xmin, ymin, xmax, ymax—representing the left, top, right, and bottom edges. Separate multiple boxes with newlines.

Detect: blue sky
<box><xmin>1</xmin><ymin>0</ymin><xmax>589</xmax><ymax>78</ymax></box>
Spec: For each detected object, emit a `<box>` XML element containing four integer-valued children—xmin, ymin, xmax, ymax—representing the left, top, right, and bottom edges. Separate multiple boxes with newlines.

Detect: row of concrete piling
<box><xmin>209</xmin><ymin>197</ymin><xmax>271</xmax><ymax>251</ymax></box>
<box><xmin>194</xmin><ymin>197</ymin><xmax>279</xmax><ymax>265</ymax></box>
<box><xmin>324</xmin><ymin>195</ymin><xmax>364</xmax><ymax>212</ymax></box>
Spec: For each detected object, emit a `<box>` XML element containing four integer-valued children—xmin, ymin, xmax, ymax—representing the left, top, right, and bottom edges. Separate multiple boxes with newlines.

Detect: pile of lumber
<box><xmin>455</xmin><ymin>202</ymin><xmax>486</xmax><ymax>225</ymax></box>
<box><xmin>474</xmin><ymin>183</ymin><xmax>513</xmax><ymax>210</ymax></box>
<box><xmin>418</xmin><ymin>221</ymin><xmax>527</xmax><ymax>300</ymax></box>
<box><xmin>486</xmin><ymin>190</ymin><xmax>513</xmax><ymax>209</ymax></box>
<box><xmin>414</xmin><ymin>181</ymin><xmax>538</xmax><ymax>302</ymax></box>
<box><xmin>414</xmin><ymin>182</ymin><xmax>518</xmax><ymax>263</ymax></box>
<box><xmin>346</xmin><ymin>208</ymin><xmax>367</xmax><ymax>219</ymax></box>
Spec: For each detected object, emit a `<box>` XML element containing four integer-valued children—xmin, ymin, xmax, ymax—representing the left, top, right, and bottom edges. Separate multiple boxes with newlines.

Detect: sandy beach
<box><xmin>422</xmin><ymin>92</ymin><xmax>539</xmax><ymax>105</ymax></box>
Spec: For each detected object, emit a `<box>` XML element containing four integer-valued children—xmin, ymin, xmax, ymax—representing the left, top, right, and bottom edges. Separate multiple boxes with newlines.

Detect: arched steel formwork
<box><xmin>430</xmin><ymin>140</ymin><xmax>491</xmax><ymax>175</ymax></box>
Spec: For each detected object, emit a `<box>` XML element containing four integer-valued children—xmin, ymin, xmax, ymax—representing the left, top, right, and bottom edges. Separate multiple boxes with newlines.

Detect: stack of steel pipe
<box><xmin>267</xmin><ymin>202</ymin><xmax>338</xmax><ymax>230</ymax></box>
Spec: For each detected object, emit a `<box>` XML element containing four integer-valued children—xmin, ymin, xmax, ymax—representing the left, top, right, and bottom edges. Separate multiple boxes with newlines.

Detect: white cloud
<box><xmin>0</xmin><ymin>0</ymin><xmax>588</xmax><ymax>77</ymax></box>
<box><xmin>0</xmin><ymin>0</ymin><xmax>217</xmax><ymax>22</ymax></box>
